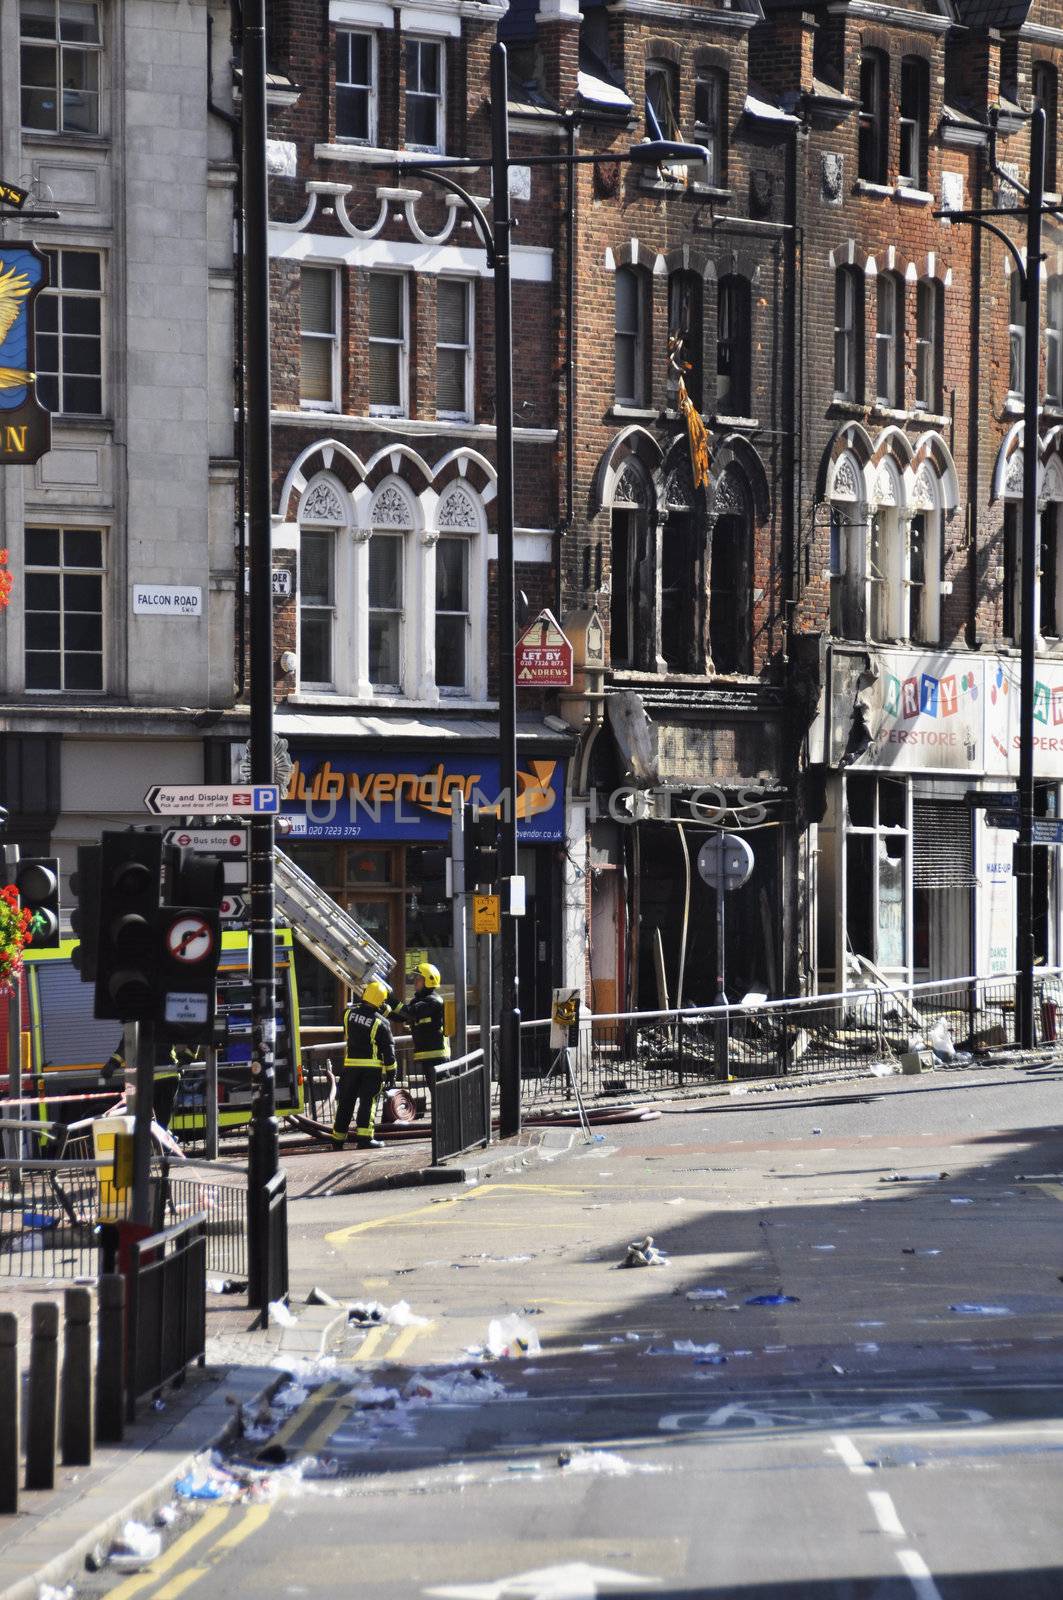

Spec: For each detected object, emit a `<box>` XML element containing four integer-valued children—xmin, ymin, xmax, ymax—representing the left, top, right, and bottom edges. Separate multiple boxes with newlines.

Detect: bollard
<box><xmin>25</xmin><ymin>1301</ymin><xmax>58</xmax><ymax>1491</ymax></box>
<box><xmin>0</xmin><ymin>1313</ymin><xmax>18</xmax><ymax>1514</ymax></box>
<box><xmin>95</xmin><ymin>1274</ymin><xmax>125</xmax><ymax>1444</ymax></box>
<box><xmin>61</xmin><ymin>1287</ymin><xmax>93</xmax><ymax>1467</ymax></box>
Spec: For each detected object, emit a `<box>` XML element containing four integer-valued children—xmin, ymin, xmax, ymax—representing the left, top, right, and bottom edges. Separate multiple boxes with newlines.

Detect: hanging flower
<box><xmin>0</xmin><ymin>550</ymin><xmax>13</xmax><ymax>610</ymax></box>
<box><xmin>0</xmin><ymin>883</ymin><xmax>33</xmax><ymax>994</ymax></box>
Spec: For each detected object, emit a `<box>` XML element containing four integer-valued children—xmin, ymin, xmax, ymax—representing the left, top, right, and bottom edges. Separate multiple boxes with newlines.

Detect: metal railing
<box><xmin>126</xmin><ymin>1213</ymin><xmax>207</xmax><ymax>1420</ymax></box>
<box><xmin>518</xmin><ymin>968</ymin><xmax>1063</xmax><ymax>1106</ymax></box>
<box><xmin>432</xmin><ymin>1046</ymin><xmax>490</xmax><ymax>1164</ymax></box>
<box><xmin>253</xmin><ymin>1168</ymin><xmax>288</xmax><ymax>1322</ymax></box>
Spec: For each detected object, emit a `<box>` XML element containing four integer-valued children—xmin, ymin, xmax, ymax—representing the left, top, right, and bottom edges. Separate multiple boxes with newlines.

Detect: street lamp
<box><xmin>394</xmin><ymin>43</ymin><xmax>709</xmax><ymax>1134</ymax></box>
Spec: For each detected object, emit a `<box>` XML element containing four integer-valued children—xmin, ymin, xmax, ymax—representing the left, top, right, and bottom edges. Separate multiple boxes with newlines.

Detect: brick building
<box><xmin>255</xmin><ymin>0</ymin><xmax>573</xmax><ymax>1025</ymax></box>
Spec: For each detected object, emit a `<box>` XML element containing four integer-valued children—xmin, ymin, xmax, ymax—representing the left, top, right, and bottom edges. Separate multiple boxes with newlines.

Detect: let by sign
<box><xmin>515</xmin><ymin>608</ymin><xmax>573</xmax><ymax>688</ymax></box>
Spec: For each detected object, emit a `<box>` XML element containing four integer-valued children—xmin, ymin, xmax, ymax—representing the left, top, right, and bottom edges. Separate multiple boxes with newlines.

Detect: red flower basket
<box><xmin>0</xmin><ymin>884</ymin><xmax>33</xmax><ymax>994</ymax></box>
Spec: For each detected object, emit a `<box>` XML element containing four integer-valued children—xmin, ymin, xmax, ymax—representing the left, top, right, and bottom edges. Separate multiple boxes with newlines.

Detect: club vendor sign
<box><xmin>0</xmin><ymin>237</ymin><xmax>50</xmax><ymax>465</ymax></box>
<box><xmin>282</xmin><ymin>752</ymin><xmax>566</xmax><ymax>841</ymax></box>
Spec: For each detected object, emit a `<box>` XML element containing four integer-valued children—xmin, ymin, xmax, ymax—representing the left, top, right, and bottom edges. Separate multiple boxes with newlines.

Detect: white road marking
<box><xmin>896</xmin><ymin>1548</ymin><xmax>944</xmax><ymax>1600</ymax></box>
<box><xmin>830</xmin><ymin>1434</ymin><xmax>871</xmax><ymax>1475</ymax></box>
<box><xmin>868</xmin><ymin>1491</ymin><xmax>906</xmax><ymax>1538</ymax></box>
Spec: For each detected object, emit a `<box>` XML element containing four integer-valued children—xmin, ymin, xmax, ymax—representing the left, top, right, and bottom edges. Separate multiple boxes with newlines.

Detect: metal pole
<box><xmin>478</xmin><ymin>931</ymin><xmax>493</xmax><ymax>1143</ymax></box>
<box><xmin>714</xmin><ymin>834</ymin><xmax>729</xmax><ymax>1080</ymax></box>
<box><xmin>451</xmin><ymin>793</ymin><xmax>468</xmax><ymax>1060</ymax></box>
<box><xmin>1017</xmin><ymin>107</ymin><xmax>1046</xmax><ymax>1050</ymax></box>
<box><xmin>204</xmin><ymin>1045</ymin><xmax>219</xmax><ymax>1161</ymax></box>
<box><xmin>131</xmin><ymin>1020</ymin><xmax>154</xmax><ymax>1226</ymax></box>
<box><xmin>491</xmin><ymin>43</ymin><xmax>521</xmax><ymax>1136</ymax></box>
<box><xmin>243</xmin><ymin>0</ymin><xmax>280</xmax><ymax>1304</ymax></box>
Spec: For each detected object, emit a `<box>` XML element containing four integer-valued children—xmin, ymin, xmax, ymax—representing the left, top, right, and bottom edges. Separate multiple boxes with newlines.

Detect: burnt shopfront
<box><xmin>272</xmin><ymin>719</ymin><xmax>571</xmax><ymax>1029</ymax></box>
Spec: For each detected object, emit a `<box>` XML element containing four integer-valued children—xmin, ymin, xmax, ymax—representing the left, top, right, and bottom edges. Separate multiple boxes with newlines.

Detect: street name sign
<box><xmin>145</xmin><ymin>784</ymin><xmax>279</xmax><ymax>816</ymax></box>
<box><xmin>515</xmin><ymin>609</ymin><xmax>573</xmax><ymax>687</ymax></box>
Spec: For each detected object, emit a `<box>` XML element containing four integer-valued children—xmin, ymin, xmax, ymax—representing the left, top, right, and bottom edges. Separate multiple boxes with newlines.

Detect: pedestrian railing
<box><xmin>432</xmin><ymin>1046</ymin><xmax>490</xmax><ymax>1164</ymax></box>
<box><xmin>258</xmin><ymin>1168</ymin><xmax>289</xmax><ymax>1321</ymax></box>
<box><xmin>126</xmin><ymin>1214</ymin><xmax>207</xmax><ymax>1421</ymax></box>
<box><xmin>518</xmin><ymin>968</ymin><xmax>1063</xmax><ymax>1106</ymax></box>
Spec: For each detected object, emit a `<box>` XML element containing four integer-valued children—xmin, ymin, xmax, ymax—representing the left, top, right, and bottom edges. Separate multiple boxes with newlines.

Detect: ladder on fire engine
<box><xmin>274</xmin><ymin>845</ymin><xmax>395</xmax><ymax>992</ymax></box>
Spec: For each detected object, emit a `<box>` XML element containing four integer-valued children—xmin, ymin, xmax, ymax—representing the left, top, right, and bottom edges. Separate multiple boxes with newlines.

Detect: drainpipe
<box><xmin>556</xmin><ymin>110</ymin><xmax>579</xmax><ymax>619</ymax></box>
<box><xmin>208</xmin><ymin>10</ymin><xmax>248</xmax><ymax>699</ymax></box>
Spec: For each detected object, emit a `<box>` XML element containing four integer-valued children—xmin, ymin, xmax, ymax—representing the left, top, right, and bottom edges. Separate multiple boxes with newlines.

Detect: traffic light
<box><xmin>94</xmin><ymin>831</ymin><xmax>163</xmax><ymax>1020</ymax></box>
<box><xmin>156</xmin><ymin>903</ymin><xmax>221</xmax><ymax>1043</ymax></box>
<box><xmin>166</xmin><ymin>845</ymin><xmax>225</xmax><ymax>910</ymax></box>
<box><xmin>467</xmin><ymin>808</ymin><xmax>499</xmax><ymax>887</ymax></box>
<box><xmin>418</xmin><ymin>847</ymin><xmax>449</xmax><ymax>905</ymax></box>
<box><xmin>15</xmin><ymin>856</ymin><xmax>60</xmax><ymax>949</ymax></box>
<box><xmin>70</xmin><ymin>844</ymin><xmax>102</xmax><ymax>982</ymax></box>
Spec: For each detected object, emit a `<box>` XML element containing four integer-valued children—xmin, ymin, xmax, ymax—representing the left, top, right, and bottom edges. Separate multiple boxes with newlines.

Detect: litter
<box><xmin>671</xmin><ymin>1339</ymin><xmax>721</xmax><ymax>1355</ymax></box>
<box><xmin>695</xmin><ymin>1354</ymin><xmax>728</xmax><ymax>1366</ymax></box>
<box><xmin>39</xmin><ymin>1587</ymin><xmax>74</xmax><ymax>1600</ymax></box>
<box><xmin>207</xmin><ymin>1277</ymin><xmax>245</xmax><ymax>1296</ymax></box>
<box><xmin>620</xmin><ymin>1236</ymin><xmax>668</xmax><ymax>1268</ymax></box>
<box><xmin>507</xmin><ymin>1461</ymin><xmax>541</xmax><ymax>1473</ymax></box>
<box><xmin>746</xmin><ymin>1294</ymin><xmax>799</xmax><ymax>1306</ymax></box>
<box><xmin>268</xmin><ymin>1300</ymin><xmax>297</xmax><ymax>1328</ymax></box>
<box><xmin>385</xmin><ymin>1300</ymin><xmax>430</xmax><ymax>1327</ymax></box>
<box><xmin>486</xmin><ymin>1315</ymin><xmax>542</xmax><ymax>1359</ymax></box>
<box><xmin>663</xmin><ymin>1198</ymin><xmax>685</xmax><ymax>1206</ymax></box>
<box><xmin>306</xmin><ymin>1287</ymin><xmax>342</xmax><ymax>1308</ymax></box>
<box><xmin>950</xmin><ymin>1199</ymin><xmax>974</xmax><ymax>1205</ymax></box>
<box><xmin>559</xmin><ymin>1450</ymin><xmax>636</xmax><ymax>1476</ymax></box>
<box><xmin>882</xmin><ymin>1173</ymin><xmax>948</xmax><ymax>1184</ymax></box>
<box><xmin>811</xmin><ymin>1128</ymin><xmax>822</xmax><ymax>1136</ymax></box>
<box><xmin>811</xmin><ymin>1245</ymin><xmax>836</xmax><ymax>1251</ymax></box>
<box><xmin>686</xmin><ymin>1288</ymin><xmax>728</xmax><ymax>1300</ymax></box>
<box><xmin>154</xmin><ymin>1504</ymin><xmax>178</xmax><ymax>1528</ymax></box>
<box><xmin>829</xmin><ymin>1363</ymin><xmax>845</xmax><ymax>1375</ymax></box>
<box><xmin>108</xmin><ymin>1520</ymin><xmax>162</xmax><ymax>1571</ymax></box>
<box><xmin>402</xmin><ymin>1369</ymin><xmax>516</xmax><ymax>1406</ymax></box>
<box><xmin>174</xmin><ymin>1464</ymin><xmax>241</xmax><ymax>1502</ymax></box>
<box><xmin>929</xmin><ymin>1016</ymin><xmax>957</xmax><ymax>1061</ymax></box>
<box><xmin>902</xmin><ymin>1248</ymin><xmax>942</xmax><ymax>1257</ymax></box>
<box><xmin>347</xmin><ymin>1301</ymin><xmax>386</xmax><ymax>1324</ymax></box>
<box><xmin>950</xmin><ymin>1303</ymin><xmax>1013</xmax><ymax>1317</ymax></box>
<box><xmin>857</xmin><ymin>1342</ymin><xmax>880</xmax><ymax>1353</ymax></box>
<box><xmin>868</xmin><ymin>1062</ymin><xmax>896</xmax><ymax>1077</ymax></box>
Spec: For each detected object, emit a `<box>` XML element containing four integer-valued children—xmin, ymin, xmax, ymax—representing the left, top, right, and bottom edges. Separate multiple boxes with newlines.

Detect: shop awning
<box><xmin>275</xmin><ymin>710</ymin><xmax>576</xmax><ymax>750</ymax></box>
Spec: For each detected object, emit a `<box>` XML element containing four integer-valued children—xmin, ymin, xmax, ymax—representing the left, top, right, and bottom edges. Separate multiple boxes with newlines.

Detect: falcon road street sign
<box><xmin>144</xmin><ymin>784</ymin><xmax>280</xmax><ymax>816</ymax></box>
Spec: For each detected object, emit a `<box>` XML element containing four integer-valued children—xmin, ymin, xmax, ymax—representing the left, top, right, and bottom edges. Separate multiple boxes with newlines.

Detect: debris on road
<box><xmin>306</xmin><ymin>1287</ymin><xmax>342</xmax><ymax>1307</ymax></box>
<box><xmin>902</xmin><ymin>1248</ymin><xmax>942</xmax><ymax>1256</ymax></box>
<box><xmin>746</xmin><ymin>1294</ymin><xmax>799</xmax><ymax>1306</ymax></box>
<box><xmin>486</xmin><ymin>1315</ymin><xmax>542</xmax><ymax>1358</ymax></box>
<box><xmin>268</xmin><ymin>1300</ymin><xmax>298</xmax><ymax>1327</ymax></box>
<box><xmin>107</xmin><ymin>1521</ymin><xmax>162</xmax><ymax>1572</ymax></box>
<box><xmin>949</xmin><ymin>1303</ymin><xmax>1013</xmax><ymax>1317</ymax></box>
<box><xmin>620</xmin><ymin>1235</ymin><xmax>668</xmax><ymax>1268</ymax></box>
<box><xmin>881</xmin><ymin>1172</ymin><xmax>948</xmax><ymax>1183</ymax></box>
<box><xmin>686</xmin><ymin>1287</ymin><xmax>729</xmax><ymax>1299</ymax></box>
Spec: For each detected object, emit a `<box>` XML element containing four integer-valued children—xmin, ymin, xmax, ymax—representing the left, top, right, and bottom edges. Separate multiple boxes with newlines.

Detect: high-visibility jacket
<box><xmin>394</xmin><ymin>990</ymin><xmax>450</xmax><ymax>1062</ymax></box>
<box><xmin>344</xmin><ymin>1000</ymin><xmax>396</xmax><ymax>1071</ymax></box>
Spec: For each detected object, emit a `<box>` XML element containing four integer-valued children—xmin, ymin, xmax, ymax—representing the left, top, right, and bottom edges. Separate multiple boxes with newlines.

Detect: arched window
<box><xmin>694</xmin><ymin>68</ymin><xmax>727</xmax><ymax>188</ymax></box>
<box><xmin>615</xmin><ymin>266</ymin><xmax>647</xmax><ymax>405</ymax></box>
<box><xmin>875</xmin><ymin>273</ymin><xmax>905</xmax><ymax>408</ymax></box>
<box><xmin>368</xmin><ymin>482</ymin><xmax>413</xmax><ymax>691</ymax></box>
<box><xmin>899</xmin><ymin>58</ymin><xmax>929</xmax><ymax>190</ymax></box>
<box><xmin>716</xmin><ymin>274</ymin><xmax>750</xmax><ymax>415</ymax></box>
<box><xmin>834</xmin><ymin>266</ymin><xmax>863</xmax><ymax>400</ymax></box>
<box><xmin>915</xmin><ymin>278</ymin><xmax>943</xmax><ymax>412</ymax></box>
<box><xmin>709</xmin><ymin>473</ymin><xmax>753</xmax><ymax>674</ymax></box>
<box><xmin>1009</xmin><ymin>270</ymin><xmax>1025</xmax><ymax>398</ymax></box>
<box><xmin>645</xmin><ymin>58</ymin><xmax>679</xmax><ymax>141</ymax></box>
<box><xmin>435</xmin><ymin>482</ymin><xmax>484</xmax><ymax>695</ymax></box>
<box><xmin>668</xmin><ymin>269</ymin><xmax>703</xmax><ymax>409</ymax></box>
<box><xmin>1035</xmin><ymin>62</ymin><xmax>1058</xmax><ymax>193</ymax></box>
<box><xmin>608</xmin><ymin>463</ymin><xmax>653</xmax><ymax>668</ymax></box>
<box><xmin>297</xmin><ymin>475</ymin><xmax>348</xmax><ymax>690</ymax></box>
<box><xmin>858</xmin><ymin>50</ymin><xmax>888</xmax><ymax>184</ymax></box>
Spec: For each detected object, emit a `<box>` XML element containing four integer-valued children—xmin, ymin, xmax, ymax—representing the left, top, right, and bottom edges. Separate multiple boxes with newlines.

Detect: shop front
<box><xmin>820</xmin><ymin>646</ymin><xmax>1063</xmax><ymax>992</ymax></box>
<box><xmin>271</xmin><ymin>727</ymin><xmax>571</xmax><ymax>1029</ymax></box>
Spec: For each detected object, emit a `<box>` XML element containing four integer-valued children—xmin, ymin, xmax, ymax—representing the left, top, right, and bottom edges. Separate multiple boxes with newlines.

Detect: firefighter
<box><xmin>332</xmin><ymin>976</ymin><xmax>395</xmax><ymax>1150</ymax></box>
<box><xmin>393</xmin><ymin>962</ymin><xmax>450</xmax><ymax>1089</ymax></box>
<box><xmin>155</xmin><ymin>1043</ymin><xmax>201</xmax><ymax>1130</ymax></box>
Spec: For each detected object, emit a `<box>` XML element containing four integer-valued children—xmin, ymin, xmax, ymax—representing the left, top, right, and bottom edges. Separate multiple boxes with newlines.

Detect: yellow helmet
<box><xmin>412</xmin><ymin>961</ymin><xmax>441</xmax><ymax>989</ymax></box>
<box><xmin>362</xmin><ymin>977</ymin><xmax>391</xmax><ymax>1010</ymax></box>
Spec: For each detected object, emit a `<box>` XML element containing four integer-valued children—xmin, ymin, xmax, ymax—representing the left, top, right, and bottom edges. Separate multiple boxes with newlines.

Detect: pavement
<box><xmin>6</xmin><ymin>1057</ymin><xmax>1063</xmax><ymax>1598</ymax></box>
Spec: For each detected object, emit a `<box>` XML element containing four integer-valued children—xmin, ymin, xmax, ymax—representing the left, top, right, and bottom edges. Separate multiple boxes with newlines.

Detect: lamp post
<box><xmin>935</xmin><ymin>106</ymin><xmax>1048</xmax><ymax>1048</ymax></box>
<box><xmin>242</xmin><ymin>0</ymin><xmax>281</xmax><ymax>1308</ymax></box>
<box><xmin>394</xmin><ymin>42</ymin><xmax>708</xmax><ymax>1134</ymax></box>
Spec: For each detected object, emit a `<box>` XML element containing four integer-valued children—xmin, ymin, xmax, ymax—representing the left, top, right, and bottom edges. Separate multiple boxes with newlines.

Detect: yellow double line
<box><xmin>104</xmin><ymin>1502</ymin><xmax>272</xmax><ymax>1600</ymax></box>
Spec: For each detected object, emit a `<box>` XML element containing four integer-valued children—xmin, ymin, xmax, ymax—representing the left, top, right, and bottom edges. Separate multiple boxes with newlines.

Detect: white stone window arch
<box><xmin>296</xmin><ymin>474</ymin><xmax>351</xmax><ymax>692</ymax></box>
<box><xmin>432</xmin><ymin>481</ymin><xmax>487</xmax><ymax>699</ymax></box>
<box><xmin>907</xmin><ymin>462</ymin><xmax>943</xmax><ymax>645</ymax></box>
<box><xmin>365</xmin><ymin>478</ymin><xmax>416</xmax><ymax>695</ymax></box>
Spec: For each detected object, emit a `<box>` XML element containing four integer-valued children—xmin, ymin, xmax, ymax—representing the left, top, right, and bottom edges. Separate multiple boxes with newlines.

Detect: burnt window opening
<box><xmin>875</xmin><ymin>273</ymin><xmax>905</xmax><ymax>409</ymax></box>
<box><xmin>645</xmin><ymin>58</ymin><xmax>680</xmax><ymax>141</ymax></box>
<box><xmin>716</xmin><ymin>274</ymin><xmax>751</xmax><ymax>416</ymax></box>
<box><xmin>709</xmin><ymin>499</ymin><xmax>753</xmax><ymax>675</ymax></box>
<box><xmin>610</xmin><ymin>506</ymin><xmax>651</xmax><ymax>668</ymax></box>
<box><xmin>858</xmin><ymin>50</ymin><xmax>888</xmax><ymax>184</ymax></box>
<box><xmin>1009</xmin><ymin>271</ymin><xmax>1025</xmax><ymax>399</ymax></box>
<box><xmin>899</xmin><ymin>57</ymin><xmax>929</xmax><ymax>190</ymax></box>
<box><xmin>661</xmin><ymin>511</ymin><xmax>700</xmax><ymax>671</ymax></box>
<box><xmin>834</xmin><ymin>266</ymin><xmax>863</xmax><ymax>401</ymax></box>
<box><xmin>1034</xmin><ymin>61</ymin><xmax>1059</xmax><ymax>193</ymax></box>
<box><xmin>1042</xmin><ymin>502</ymin><xmax>1061</xmax><ymax>639</ymax></box>
<box><xmin>1004</xmin><ymin>501</ymin><xmax>1020</xmax><ymax>642</ymax></box>
<box><xmin>830</xmin><ymin>507</ymin><xmax>868</xmax><ymax>641</ymax></box>
<box><xmin>668</xmin><ymin>270</ymin><xmax>703</xmax><ymax>410</ymax></box>
<box><xmin>694</xmin><ymin>69</ymin><xmax>726</xmax><ymax>188</ymax></box>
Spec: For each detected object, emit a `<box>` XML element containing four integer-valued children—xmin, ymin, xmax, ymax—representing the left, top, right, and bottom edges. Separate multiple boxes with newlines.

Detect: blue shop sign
<box><xmin>282</xmin><ymin>752</ymin><xmax>566</xmax><ymax>842</ymax></box>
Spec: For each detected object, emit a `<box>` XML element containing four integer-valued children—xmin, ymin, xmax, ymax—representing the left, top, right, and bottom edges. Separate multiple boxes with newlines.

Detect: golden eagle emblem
<box><xmin>0</xmin><ymin>259</ymin><xmax>35</xmax><ymax>390</ymax></box>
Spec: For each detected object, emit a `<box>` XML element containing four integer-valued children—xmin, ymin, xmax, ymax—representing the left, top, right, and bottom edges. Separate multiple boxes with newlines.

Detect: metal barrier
<box><xmin>518</xmin><ymin>968</ymin><xmax>1063</xmax><ymax>1106</ymax></box>
<box><xmin>126</xmin><ymin>1214</ymin><xmax>207</xmax><ymax>1420</ymax></box>
<box><xmin>254</xmin><ymin>1168</ymin><xmax>288</xmax><ymax>1324</ymax></box>
<box><xmin>432</xmin><ymin>1047</ymin><xmax>490</xmax><ymax>1164</ymax></box>
<box><xmin>0</xmin><ymin>1157</ymin><xmax>248</xmax><ymax>1281</ymax></box>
